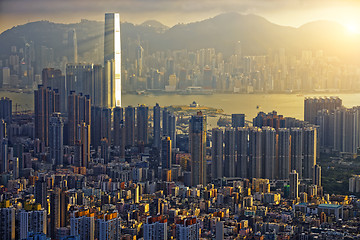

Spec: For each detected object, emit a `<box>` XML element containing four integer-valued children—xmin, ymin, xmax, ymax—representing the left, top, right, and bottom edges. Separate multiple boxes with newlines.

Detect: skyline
<box><xmin>1</xmin><ymin>0</ymin><xmax>360</xmax><ymax>34</ymax></box>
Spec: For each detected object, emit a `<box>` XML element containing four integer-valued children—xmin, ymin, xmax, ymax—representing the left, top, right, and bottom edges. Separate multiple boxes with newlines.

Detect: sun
<box><xmin>345</xmin><ymin>22</ymin><xmax>360</xmax><ymax>35</ymax></box>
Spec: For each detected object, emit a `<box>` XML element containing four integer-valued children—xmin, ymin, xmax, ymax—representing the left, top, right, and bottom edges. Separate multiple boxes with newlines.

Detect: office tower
<box><xmin>211</xmin><ymin>128</ymin><xmax>223</xmax><ymax>180</ymax></box>
<box><xmin>137</xmin><ymin>104</ymin><xmax>149</xmax><ymax>145</ymax></box>
<box><xmin>249</xmin><ymin>127</ymin><xmax>262</xmax><ymax>179</ymax></box>
<box><xmin>216</xmin><ymin>221</ymin><xmax>224</xmax><ymax>240</ymax></box>
<box><xmin>313</xmin><ymin>164</ymin><xmax>321</xmax><ymax>187</ymax></box>
<box><xmin>68</xmin><ymin>92</ymin><xmax>91</xmax><ymax>146</ymax></box>
<box><xmin>125</xmin><ymin>106</ymin><xmax>135</xmax><ymax>146</ymax></box>
<box><xmin>0</xmin><ymin>138</ymin><xmax>8</xmax><ymax>173</ymax></box>
<box><xmin>232</xmin><ymin>114</ymin><xmax>245</xmax><ymax>128</ymax></box>
<box><xmin>34</xmin><ymin>85</ymin><xmax>59</xmax><ymax>146</ymax></box>
<box><xmin>19</xmin><ymin>205</ymin><xmax>47</xmax><ymax>239</ymax></box>
<box><xmin>236</xmin><ymin>127</ymin><xmax>248</xmax><ymax>178</ymax></box>
<box><xmin>0</xmin><ymin>207</ymin><xmax>15</xmax><ymax>240</ymax></box>
<box><xmin>290</xmin><ymin>128</ymin><xmax>303</xmax><ymax>179</ymax></box>
<box><xmin>136</xmin><ymin>44</ymin><xmax>143</xmax><ymax>77</ymax></box>
<box><xmin>104</xmin><ymin>13</ymin><xmax>121</xmax><ymax>108</ymax></box>
<box><xmin>96</xmin><ymin>211</ymin><xmax>121</xmax><ymax>240</ymax></box>
<box><xmin>262</xmin><ymin>127</ymin><xmax>276</xmax><ymax>180</ymax></box>
<box><xmin>0</xmin><ymin>97</ymin><xmax>12</xmax><ymax>124</ymax></box>
<box><xmin>303</xmin><ymin>127</ymin><xmax>317</xmax><ymax>179</ymax></box>
<box><xmin>35</xmin><ymin>178</ymin><xmax>47</xmax><ymax>211</ymax></box>
<box><xmin>67</xmin><ymin>29</ymin><xmax>78</xmax><ymax>63</ymax></box>
<box><xmin>190</xmin><ymin>112</ymin><xmax>207</xmax><ymax>186</ymax></box>
<box><xmin>161</xmin><ymin>137</ymin><xmax>172</xmax><ymax>170</ymax></box>
<box><xmin>70</xmin><ymin>210</ymin><xmax>95</xmax><ymax>240</ymax></box>
<box><xmin>224</xmin><ymin>128</ymin><xmax>236</xmax><ymax>177</ymax></box>
<box><xmin>176</xmin><ymin>217</ymin><xmax>200</xmax><ymax>240</ymax></box>
<box><xmin>49</xmin><ymin>113</ymin><xmax>64</xmax><ymax>166</ymax></box>
<box><xmin>278</xmin><ymin>128</ymin><xmax>291</xmax><ymax>179</ymax></box>
<box><xmin>153</xmin><ymin>103</ymin><xmax>161</xmax><ymax>149</ymax></box>
<box><xmin>290</xmin><ymin>170</ymin><xmax>299</xmax><ymax>199</ymax></box>
<box><xmin>304</xmin><ymin>97</ymin><xmax>342</xmax><ymax>125</ymax></box>
<box><xmin>143</xmin><ymin>216</ymin><xmax>168</xmax><ymax>240</ymax></box>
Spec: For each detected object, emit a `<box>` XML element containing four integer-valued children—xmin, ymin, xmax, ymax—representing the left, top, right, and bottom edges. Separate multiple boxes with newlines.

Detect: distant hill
<box><xmin>0</xmin><ymin>12</ymin><xmax>359</xmax><ymax>63</ymax></box>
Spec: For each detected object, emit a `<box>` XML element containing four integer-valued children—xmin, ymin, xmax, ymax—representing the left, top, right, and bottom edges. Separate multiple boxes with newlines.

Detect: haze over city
<box><xmin>1</xmin><ymin>1</ymin><xmax>360</xmax><ymax>240</ymax></box>
<box><xmin>1</xmin><ymin>0</ymin><xmax>360</xmax><ymax>34</ymax></box>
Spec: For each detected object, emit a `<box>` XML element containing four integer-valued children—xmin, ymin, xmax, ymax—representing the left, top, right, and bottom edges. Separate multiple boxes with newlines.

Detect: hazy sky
<box><xmin>1</xmin><ymin>0</ymin><xmax>360</xmax><ymax>33</ymax></box>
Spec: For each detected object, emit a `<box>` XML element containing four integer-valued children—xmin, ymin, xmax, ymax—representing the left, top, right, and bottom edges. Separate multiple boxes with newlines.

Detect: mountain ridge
<box><xmin>0</xmin><ymin>12</ymin><xmax>359</xmax><ymax>63</ymax></box>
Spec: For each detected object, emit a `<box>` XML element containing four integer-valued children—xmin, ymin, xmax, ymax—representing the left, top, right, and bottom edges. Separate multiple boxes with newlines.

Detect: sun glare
<box><xmin>345</xmin><ymin>22</ymin><xmax>360</xmax><ymax>34</ymax></box>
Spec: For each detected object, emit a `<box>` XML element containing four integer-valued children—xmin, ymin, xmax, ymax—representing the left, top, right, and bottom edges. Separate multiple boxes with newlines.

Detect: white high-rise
<box><xmin>104</xmin><ymin>13</ymin><xmax>121</xmax><ymax>108</ymax></box>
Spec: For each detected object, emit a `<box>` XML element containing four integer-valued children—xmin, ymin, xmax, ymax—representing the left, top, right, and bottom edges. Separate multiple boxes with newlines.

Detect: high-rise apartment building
<box><xmin>161</xmin><ymin>136</ymin><xmax>172</xmax><ymax>170</ymax></box>
<box><xmin>290</xmin><ymin>128</ymin><xmax>303</xmax><ymax>179</ymax></box>
<box><xmin>176</xmin><ymin>217</ymin><xmax>200</xmax><ymax>240</ymax></box>
<box><xmin>0</xmin><ymin>207</ymin><xmax>15</xmax><ymax>240</ymax></box>
<box><xmin>34</xmin><ymin>85</ymin><xmax>59</xmax><ymax>146</ymax></box>
<box><xmin>104</xmin><ymin>13</ymin><xmax>121</xmax><ymax>108</ymax></box>
<box><xmin>249</xmin><ymin>127</ymin><xmax>262</xmax><ymax>178</ymax></box>
<box><xmin>236</xmin><ymin>127</ymin><xmax>248</xmax><ymax>178</ymax></box>
<box><xmin>278</xmin><ymin>128</ymin><xmax>291</xmax><ymax>180</ymax></box>
<box><xmin>70</xmin><ymin>210</ymin><xmax>95</xmax><ymax>240</ymax></box>
<box><xmin>190</xmin><ymin>112</ymin><xmax>207</xmax><ymax>186</ymax></box>
<box><xmin>224</xmin><ymin>128</ymin><xmax>236</xmax><ymax>177</ymax></box>
<box><xmin>290</xmin><ymin>170</ymin><xmax>299</xmax><ymax>199</ymax></box>
<box><xmin>0</xmin><ymin>97</ymin><xmax>12</xmax><ymax>124</ymax></box>
<box><xmin>67</xmin><ymin>92</ymin><xmax>91</xmax><ymax>146</ymax></box>
<box><xmin>262</xmin><ymin>127</ymin><xmax>276</xmax><ymax>179</ymax></box>
<box><xmin>211</xmin><ymin>128</ymin><xmax>223</xmax><ymax>180</ymax></box>
<box><xmin>143</xmin><ymin>216</ymin><xmax>168</xmax><ymax>240</ymax></box>
<box><xmin>137</xmin><ymin>104</ymin><xmax>149</xmax><ymax>145</ymax></box>
<box><xmin>162</xmin><ymin>108</ymin><xmax>176</xmax><ymax>148</ymax></box>
<box><xmin>232</xmin><ymin>114</ymin><xmax>245</xmax><ymax>128</ymax></box>
<box><xmin>19</xmin><ymin>204</ymin><xmax>47</xmax><ymax>240</ymax></box>
<box><xmin>34</xmin><ymin>177</ymin><xmax>47</xmax><ymax>211</ymax></box>
<box><xmin>66</xmin><ymin>63</ymin><xmax>104</xmax><ymax>107</ymax></box>
<box><xmin>313</xmin><ymin>164</ymin><xmax>322</xmax><ymax>187</ymax></box>
<box><xmin>125</xmin><ymin>106</ymin><xmax>135</xmax><ymax>146</ymax></box>
<box><xmin>114</xmin><ymin>107</ymin><xmax>126</xmax><ymax>156</ymax></box>
<box><xmin>303</xmin><ymin>127</ymin><xmax>317</xmax><ymax>179</ymax></box>
<box><xmin>304</xmin><ymin>97</ymin><xmax>342</xmax><ymax>124</ymax></box>
<box><xmin>49</xmin><ymin>112</ymin><xmax>64</xmax><ymax>166</ymax></box>
<box><xmin>153</xmin><ymin>103</ymin><xmax>161</xmax><ymax>149</ymax></box>
<box><xmin>96</xmin><ymin>211</ymin><xmax>121</xmax><ymax>240</ymax></box>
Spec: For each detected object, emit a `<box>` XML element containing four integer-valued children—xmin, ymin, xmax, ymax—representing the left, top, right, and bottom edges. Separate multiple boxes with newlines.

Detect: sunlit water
<box><xmin>2</xmin><ymin>90</ymin><xmax>360</xmax><ymax>127</ymax></box>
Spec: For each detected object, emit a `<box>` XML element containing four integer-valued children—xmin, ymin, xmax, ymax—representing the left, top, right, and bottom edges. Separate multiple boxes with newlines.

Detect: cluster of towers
<box><xmin>211</xmin><ymin>126</ymin><xmax>318</xmax><ymax>182</ymax></box>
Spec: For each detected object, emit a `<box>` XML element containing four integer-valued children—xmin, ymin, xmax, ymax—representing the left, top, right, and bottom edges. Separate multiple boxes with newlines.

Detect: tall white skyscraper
<box><xmin>104</xmin><ymin>13</ymin><xmax>121</xmax><ymax>108</ymax></box>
